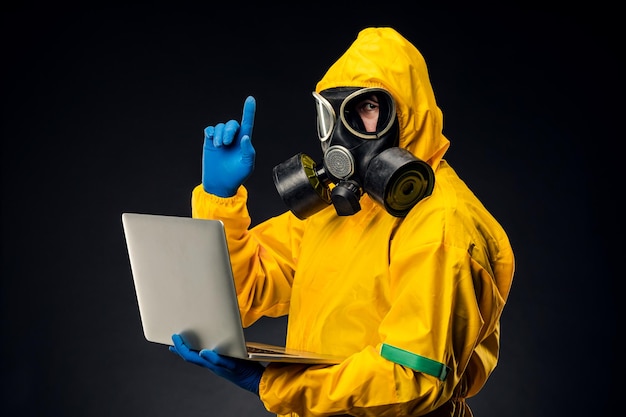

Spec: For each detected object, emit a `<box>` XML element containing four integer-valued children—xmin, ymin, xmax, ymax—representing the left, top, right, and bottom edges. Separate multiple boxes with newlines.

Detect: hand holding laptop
<box><xmin>170</xmin><ymin>334</ymin><xmax>264</xmax><ymax>395</ymax></box>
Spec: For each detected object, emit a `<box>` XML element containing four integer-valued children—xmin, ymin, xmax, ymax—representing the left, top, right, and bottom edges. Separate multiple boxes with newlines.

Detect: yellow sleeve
<box><xmin>260</xmin><ymin>347</ymin><xmax>447</xmax><ymax>416</ymax></box>
<box><xmin>191</xmin><ymin>184</ymin><xmax>304</xmax><ymax>326</ymax></box>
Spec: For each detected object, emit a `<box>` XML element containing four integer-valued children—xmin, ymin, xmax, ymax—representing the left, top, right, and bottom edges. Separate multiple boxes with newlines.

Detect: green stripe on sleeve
<box><xmin>380</xmin><ymin>343</ymin><xmax>450</xmax><ymax>381</ymax></box>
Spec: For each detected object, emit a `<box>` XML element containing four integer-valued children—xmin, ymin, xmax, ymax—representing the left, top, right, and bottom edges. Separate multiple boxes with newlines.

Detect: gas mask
<box><xmin>272</xmin><ymin>87</ymin><xmax>434</xmax><ymax>219</ymax></box>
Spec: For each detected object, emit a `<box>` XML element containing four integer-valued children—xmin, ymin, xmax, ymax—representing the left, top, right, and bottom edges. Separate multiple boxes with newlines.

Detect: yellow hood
<box><xmin>316</xmin><ymin>27</ymin><xmax>450</xmax><ymax>169</ymax></box>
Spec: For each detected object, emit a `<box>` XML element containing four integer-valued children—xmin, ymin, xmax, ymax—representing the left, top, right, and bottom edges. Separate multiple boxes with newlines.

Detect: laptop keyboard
<box><xmin>247</xmin><ymin>345</ymin><xmax>283</xmax><ymax>354</ymax></box>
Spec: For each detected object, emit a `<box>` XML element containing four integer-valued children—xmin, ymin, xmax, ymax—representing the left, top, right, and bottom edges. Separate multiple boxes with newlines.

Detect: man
<box><xmin>171</xmin><ymin>27</ymin><xmax>515</xmax><ymax>417</ymax></box>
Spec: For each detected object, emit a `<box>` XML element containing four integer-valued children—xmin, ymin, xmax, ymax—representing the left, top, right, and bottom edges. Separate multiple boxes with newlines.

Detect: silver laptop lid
<box><xmin>121</xmin><ymin>213</ymin><xmax>248</xmax><ymax>357</ymax></box>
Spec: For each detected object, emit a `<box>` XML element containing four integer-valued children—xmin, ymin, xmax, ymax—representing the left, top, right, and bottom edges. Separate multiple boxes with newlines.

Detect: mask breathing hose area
<box><xmin>273</xmin><ymin>149</ymin><xmax>435</xmax><ymax>219</ymax></box>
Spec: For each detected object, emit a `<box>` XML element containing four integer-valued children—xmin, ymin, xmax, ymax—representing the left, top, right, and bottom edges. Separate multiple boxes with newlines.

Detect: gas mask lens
<box><xmin>313</xmin><ymin>91</ymin><xmax>335</xmax><ymax>144</ymax></box>
<box><xmin>340</xmin><ymin>88</ymin><xmax>396</xmax><ymax>139</ymax></box>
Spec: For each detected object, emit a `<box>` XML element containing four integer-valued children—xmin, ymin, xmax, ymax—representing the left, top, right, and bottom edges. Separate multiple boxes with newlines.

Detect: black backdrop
<box><xmin>1</xmin><ymin>6</ymin><xmax>619</xmax><ymax>417</ymax></box>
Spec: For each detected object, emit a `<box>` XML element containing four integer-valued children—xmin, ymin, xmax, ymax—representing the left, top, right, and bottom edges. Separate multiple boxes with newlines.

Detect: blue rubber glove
<box><xmin>202</xmin><ymin>96</ymin><xmax>257</xmax><ymax>197</ymax></box>
<box><xmin>169</xmin><ymin>334</ymin><xmax>264</xmax><ymax>395</ymax></box>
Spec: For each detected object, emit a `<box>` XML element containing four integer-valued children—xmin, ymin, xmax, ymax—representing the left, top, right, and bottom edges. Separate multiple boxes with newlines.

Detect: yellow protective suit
<box><xmin>191</xmin><ymin>27</ymin><xmax>514</xmax><ymax>417</ymax></box>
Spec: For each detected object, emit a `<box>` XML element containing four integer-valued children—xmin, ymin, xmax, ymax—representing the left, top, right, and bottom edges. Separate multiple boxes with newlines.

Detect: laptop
<box><xmin>121</xmin><ymin>212</ymin><xmax>344</xmax><ymax>364</ymax></box>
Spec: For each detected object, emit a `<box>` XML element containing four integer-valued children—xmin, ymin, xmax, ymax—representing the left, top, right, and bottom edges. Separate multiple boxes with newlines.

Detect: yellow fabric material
<box><xmin>191</xmin><ymin>27</ymin><xmax>514</xmax><ymax>417</ymax></box>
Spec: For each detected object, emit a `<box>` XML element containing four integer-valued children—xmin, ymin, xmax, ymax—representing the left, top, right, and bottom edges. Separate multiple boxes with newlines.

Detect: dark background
<box><xmin>1</xmin><ymin>6</ymin><xmax>619</xmax><ymax>417</ymax></box>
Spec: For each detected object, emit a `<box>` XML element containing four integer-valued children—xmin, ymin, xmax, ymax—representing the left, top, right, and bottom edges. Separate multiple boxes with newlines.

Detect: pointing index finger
<box><xmin>239</xmin><ymin>96</ymin><xmax>256</xmax><ymax>140</ymax></box>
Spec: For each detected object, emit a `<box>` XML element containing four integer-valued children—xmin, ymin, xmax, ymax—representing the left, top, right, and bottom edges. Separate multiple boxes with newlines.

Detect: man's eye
<box><xmin>360</xmin><ymin>102</ymin><xmax>378</xmax><ymax>112</ymax></box>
